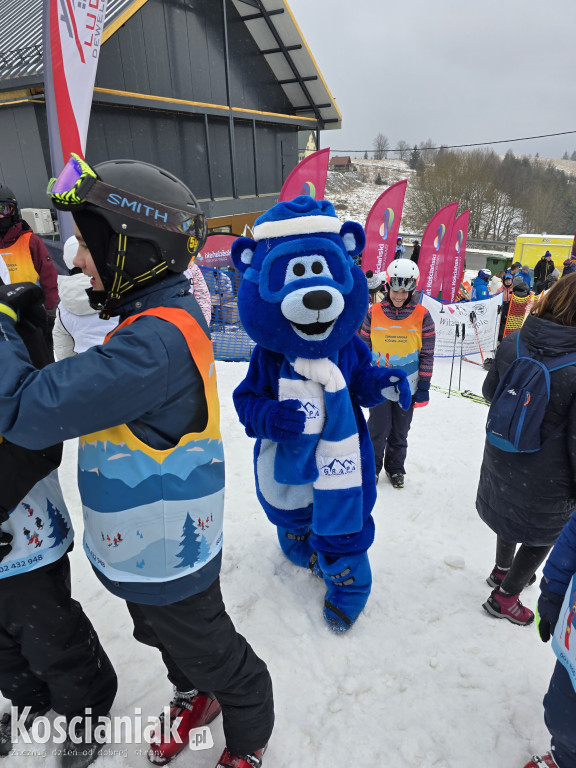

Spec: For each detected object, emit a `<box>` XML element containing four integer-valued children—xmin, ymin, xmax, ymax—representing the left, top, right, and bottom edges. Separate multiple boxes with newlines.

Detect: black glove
<box><xmin>0</xmin><ymin>283</ymin><xmax>45</xmax><ymax>325</ymax></box>
<box><xmin>537</xmin><ymin>590</ymin><xmax>564</xmax><ymax>642</ymax></box>
<box><xmin>0</xmin><ymin>530</ymin><xmax>13</xmax><ymax>564</ymax></box>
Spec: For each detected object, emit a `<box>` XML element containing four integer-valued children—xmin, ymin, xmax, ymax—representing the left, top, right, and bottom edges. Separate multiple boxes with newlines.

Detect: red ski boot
<box><xmin>215</xmin><ymin>746</ymin><xmax>266</xmax><ymax>767</ymax></box>
<box><xmin>147</xmin><ymin>689</ymin><xmax>221</xmax><ymax>765</ymax></box>
<box><xmin>523</xmin><ymin>753</ymin><xmax>559</xmax><ymax>768</ymax></box>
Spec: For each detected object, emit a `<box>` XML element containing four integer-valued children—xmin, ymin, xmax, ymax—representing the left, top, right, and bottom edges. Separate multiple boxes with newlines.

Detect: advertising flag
<box><xmin>418</xmin><ymin>202</ymin><xmax>459</xmax><ymax>298</ymax></box>
<box><xmin>440</xmin><ymin>209</ymin><xmax>470</xmax><ymax>303</ymax></box>
<box><xmin>194</xmin><ymin>234</ymin><xmax>237</xmax><ymax>270</ymax></box>
<box><xmin>43</xmin><ymin>0</ymin><xmax>108</xmax><ymax>238</ymax></box>
<box><xmin>278</xmin><ymin>148</ymin><xmax>330</xmax><ymax>202</ymax></box>
<box><xmin>361</xmin><ymin>179</ymin><xmax>408</xmax><ymax>275</ymax></box>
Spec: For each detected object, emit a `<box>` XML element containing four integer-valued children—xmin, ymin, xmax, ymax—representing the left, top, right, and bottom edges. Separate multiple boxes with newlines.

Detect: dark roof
<box><xmin>0</xmin><ymin>0</ymin><xmax>138</xmax><ymax>82</ymax></box>
<box><xmin>330</xmin><ymin>156</ymin><xmax>352</xmax><ymax>166</ymax></box>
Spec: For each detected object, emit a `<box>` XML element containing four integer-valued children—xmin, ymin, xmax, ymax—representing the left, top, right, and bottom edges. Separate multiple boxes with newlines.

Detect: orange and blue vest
<box><xmin>78</xmin><ymin>307</ymin><xmax>224</xmax><ymax>585</ymax></box>
<box><xmin>370</xmin><ymin>303</ymin><xmax>426</xmax><ymax>394</ymax></box>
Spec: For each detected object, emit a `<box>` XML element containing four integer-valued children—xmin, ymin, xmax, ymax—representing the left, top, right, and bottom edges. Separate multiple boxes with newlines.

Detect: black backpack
<box><xmin>486</xmin><ymin>335</ymin><xmax>576</xmax><ymax>453</ymax></box>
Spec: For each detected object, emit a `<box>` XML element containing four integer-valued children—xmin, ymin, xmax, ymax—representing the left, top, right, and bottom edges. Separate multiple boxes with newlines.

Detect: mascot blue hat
<box><xmin>231</xmin><ymin>195</ymin><xmax>368</xmax><ymax>359</ymax></box>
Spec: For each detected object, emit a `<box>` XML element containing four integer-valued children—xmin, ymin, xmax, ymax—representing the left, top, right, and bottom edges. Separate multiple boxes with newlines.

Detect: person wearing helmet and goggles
<box><xmin>359</xmin><ymin>259</ymin><xmax>435</xmax><ymax>489</ymax></box>
<box><xmin>0</xmin><ymin>154</ymin><xmax>273</xmax><ymax>768</ymax></box>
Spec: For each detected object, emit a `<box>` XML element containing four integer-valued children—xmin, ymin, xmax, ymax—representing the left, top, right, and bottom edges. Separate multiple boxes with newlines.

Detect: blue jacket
<box><xmin>0</xmin><ymin>274</ymin><xmax>221</xmax><ymax>604</ymax></box>
<box><xmin>470</xmin><ymin>276</ymin><xmax>490</xmax><ymax>300</ymax></box>
<box><xmin>543</xmin><ymin>512</ymin><xmax>576</xmax><ymax>597</ymax></box>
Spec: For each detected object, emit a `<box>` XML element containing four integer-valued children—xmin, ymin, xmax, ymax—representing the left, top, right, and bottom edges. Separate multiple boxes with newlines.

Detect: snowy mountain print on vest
<box><xmin>0</xmin><ymin>471</ymin><xmax>73</xmax><ymax>577</ymax></box>
<box><xmin>79</xmin><ymin>307</ymin><xmax>225</xmax><ymax>585</ymax></box>
<box><xmin>79</xmin><ymin>433</ymin><xmax>224</xmax><ymax>583</ymax></box>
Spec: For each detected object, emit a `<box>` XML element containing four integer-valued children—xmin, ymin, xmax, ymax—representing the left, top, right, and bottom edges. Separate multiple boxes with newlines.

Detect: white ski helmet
<box><xmin>384</xmin><ymin>259</ymin><xmax>420</xmax><ymax>292</ymax></box>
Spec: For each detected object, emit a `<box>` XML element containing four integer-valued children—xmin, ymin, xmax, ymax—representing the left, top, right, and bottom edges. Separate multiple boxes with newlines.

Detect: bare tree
<box><xmin>373</xmin><ymin>133</ymin><xmax>390</xmax><ymax>160</ymax></box>
<box><xmin>395</xmin><ymin>140</ymin><xmax>410</xmax><ymax>161</ymax></box>
<box><xmin>418</xmin><ymin>139</ymin><xmax>437</xmax><ymax>164</ymax></box>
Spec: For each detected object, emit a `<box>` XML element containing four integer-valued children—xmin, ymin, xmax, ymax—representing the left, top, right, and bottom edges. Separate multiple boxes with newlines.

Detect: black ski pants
<box><xmin>126</xmin><ymin>577</ymin><xmax>274</xmax><ymax>756</ymax></box>
<box><xmin>0</xmin><ymin>554</ymin><xmax>117</xmax><ymax>718</ymax></box>
<box><xmin>496</xmin><ymin>536</ymin><xmax>551</xmax><ymax>595</ymax></box>
<box><xmin>368</xmin><ymin>400</ymin><xmax>415</xmax><ymax>476</ymax></box>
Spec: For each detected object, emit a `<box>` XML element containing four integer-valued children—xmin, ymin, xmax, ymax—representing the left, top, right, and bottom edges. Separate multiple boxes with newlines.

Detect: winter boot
<box><xmin>277</xmin><ymin>527</ymin><xmax>320</xmax><ymax>574</ymax></box>
<box><xmin>147</xmin><ymin>689</ymin><xmax>221</xmax><ymax>765</ymax></box>
<box><xmin>318</xmin><ymin>551</ymin><xmax>372</xmax><ymax>633</ymax></box>
<box><xmin>61</xmin><ymin>714</ymin><xmax>111</xmax><ymax>768</ymax></box>
<box><xmin>0</xmin><ymin>705</ymin><xmax>50</xmax><ymax>757</ymax></box>
<box><xmin>386</xmin><ymin>472</ymin><xmax>404</xmax><ymax>489</ymax></box>
<box><xmin>486</xmin><ymin>566</ymin><xmax>537</xmax><ymax>589</ymax></box>
<box><xmin>482</xmin><ymin>588</ymin><xmax>534</xmax><ymax>626</ymax></box>
<box><xmin>522</xmin><ymin>753</ymin><xmax>559</xmax><ymax>768</ymax></box>
<box><xmin>216</xmin><ymin>746</ymin><xmax>266</xmax><ymax>767</ymax></box>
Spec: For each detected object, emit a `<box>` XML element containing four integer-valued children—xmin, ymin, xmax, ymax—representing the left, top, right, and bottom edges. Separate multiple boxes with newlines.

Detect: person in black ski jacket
<box><xmin>534</xmin><ymin>251</ymin><xmax>555</xmax><ymax>293</ymax></box>
<box><xmin>476</xmin><ymin>273</ymin><xmax>576</xmax><ymax>626</ymax></box>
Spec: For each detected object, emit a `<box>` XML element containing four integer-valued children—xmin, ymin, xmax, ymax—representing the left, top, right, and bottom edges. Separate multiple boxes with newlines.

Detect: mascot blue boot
<box><xmin>232</xmin><ymin>196</ymin><xmax>411</xmax><ymax>632</ymax></box>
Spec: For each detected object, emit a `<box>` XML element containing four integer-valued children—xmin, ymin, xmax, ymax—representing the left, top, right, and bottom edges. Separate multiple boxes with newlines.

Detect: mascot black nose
<box><xmin>303</xmin><ymin>290</ymin><xmax>332</xmax><ymax>311</ymax></box>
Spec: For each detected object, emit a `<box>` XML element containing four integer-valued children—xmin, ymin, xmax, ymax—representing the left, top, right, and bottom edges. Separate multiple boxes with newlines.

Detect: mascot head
<box><xmin>231</xmin><ymin>196</ymin><xmax>367</xmax><ymax>359</ymax></box>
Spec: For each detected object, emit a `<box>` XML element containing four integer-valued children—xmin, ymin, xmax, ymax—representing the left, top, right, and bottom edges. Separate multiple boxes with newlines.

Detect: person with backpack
<box><xmin>476</xmin><ymin>273</ymin><xmax>576</xmax><ymax>626</ymax></box>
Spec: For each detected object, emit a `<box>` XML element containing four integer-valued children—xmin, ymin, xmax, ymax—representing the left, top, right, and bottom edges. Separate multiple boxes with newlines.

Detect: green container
<box><xmin>486</xmin><ymin>255</ymin><xmax>512</xmax><ymax>275</ymax></box>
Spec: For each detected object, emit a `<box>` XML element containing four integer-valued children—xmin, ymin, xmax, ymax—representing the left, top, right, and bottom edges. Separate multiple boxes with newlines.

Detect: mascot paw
<box><xmin>277</xmin><ymin>527</ymin><xmax>320</xmax><ymax>575</ymax></box>
<box><xmin>318</xmin><ymin>552</ymin><xmax>372</xmax><ymax>633</ymax></box>
<box><xmin>378</xmin><ymin>368</ymin><xmax>412</xmax><ymax>411</ymax></box>
<box><xmin>266</xmin><ymin>399</ymin><xmax>306</xmax><ymax>442</ymax></box>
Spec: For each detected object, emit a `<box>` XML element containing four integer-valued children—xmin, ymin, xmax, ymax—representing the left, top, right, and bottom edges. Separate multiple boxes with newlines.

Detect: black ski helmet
<box><xmin>0</xmin><ymin>184</ymin><xmax>19</xmax><ymax>229</ymax></box>
<box><xmin>70</xmin><ymin>159</ymin><xmax>206</xmax><ymax>314</ymax></box>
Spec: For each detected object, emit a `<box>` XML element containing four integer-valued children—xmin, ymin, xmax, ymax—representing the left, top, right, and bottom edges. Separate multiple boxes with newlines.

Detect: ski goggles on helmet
<box><xmin>47</xmin><ymin>153</ymin><xmax>206</xmax><ymax>243</ymax></box>
<box><xmin>0</xmin><ymin>203</ymin><xmax>15</xmax><ymax>216</ymax></box>
<box><xmin>388</xmin><ymin>276</ymin><xmax>417</xmax><ymax>292</ymax></box>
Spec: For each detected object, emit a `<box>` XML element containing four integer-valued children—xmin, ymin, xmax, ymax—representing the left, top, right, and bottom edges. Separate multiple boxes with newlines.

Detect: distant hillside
<box><xmin>325</xmin><ymin>159</ymin><xmax>415</xmax><ymax>225</ymax></box>
<box><xmin>325</xmin><ymin>155</ymin><xmax>576</xmax><ymax>231</ymax></box>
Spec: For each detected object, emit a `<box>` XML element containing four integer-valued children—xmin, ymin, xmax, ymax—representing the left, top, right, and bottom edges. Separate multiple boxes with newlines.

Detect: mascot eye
<box><xmin>312</xmin><ymin>261</ymin><xmax>323</xmax><ymax>274</ymax></box>
<box><xmin>293</xmin><ymin>263</ymin><xmax>306</xmax><ymax>277</ymax></box>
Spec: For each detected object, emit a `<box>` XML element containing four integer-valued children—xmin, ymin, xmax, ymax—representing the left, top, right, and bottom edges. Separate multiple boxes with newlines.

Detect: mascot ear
<box><xmin>231</xmin><ymin>237</ymin><xmax>256</xmax><ymax>275</ymax></box>
<box><xmin>340</xmin><ymin>221</ymin><xmax>366</xmax><ymax>258</ymax></box>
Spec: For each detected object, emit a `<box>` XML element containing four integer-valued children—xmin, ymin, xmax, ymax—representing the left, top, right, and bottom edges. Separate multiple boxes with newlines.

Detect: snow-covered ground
<box><xmin>3</xmin><ymin>356</ymin><xmax>556</xmax><ymax>768</ymax></box>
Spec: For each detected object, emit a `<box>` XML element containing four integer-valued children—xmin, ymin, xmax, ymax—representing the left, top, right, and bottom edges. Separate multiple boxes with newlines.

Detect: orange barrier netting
<box><xmin>503</xmin><ymin>293</ymin><xmax>539</xmax><ymax>337</ymax></box>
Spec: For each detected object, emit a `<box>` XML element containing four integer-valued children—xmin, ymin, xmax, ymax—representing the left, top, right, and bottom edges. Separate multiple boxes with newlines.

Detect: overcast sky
<box><xmin>287</xmin><ymin>0</ymin><xmax>576</xmax><ymax>160</ymax></box>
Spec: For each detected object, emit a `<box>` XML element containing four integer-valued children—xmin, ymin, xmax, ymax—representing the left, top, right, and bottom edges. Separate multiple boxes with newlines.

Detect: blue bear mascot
<box><xmin>232</xmin><ymin>196</ymin><xmax>411</xmax><ymax>632</ymax></box>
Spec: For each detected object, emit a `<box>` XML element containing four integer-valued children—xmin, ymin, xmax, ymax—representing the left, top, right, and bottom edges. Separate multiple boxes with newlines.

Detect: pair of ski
<box><xmin>431</xmin><ymin>383</ymin><xmax>489</xmax><ymax>405</ymax></box>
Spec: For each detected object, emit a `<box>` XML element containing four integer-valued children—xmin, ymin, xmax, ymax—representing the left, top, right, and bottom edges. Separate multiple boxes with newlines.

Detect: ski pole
<box><xmin>448</xmin><ymin>323</ymin><xmax>459</xmax><ymax>398</ymax></box>
<box><xmin>469</xmin><ymin>311</ymin><xmax>485</xmax><ymax>364</ymax></box>
<box><xmin>492</xmin><ymin>304</ymin><xmax>502</xmax><ymax>356</ymax></box>
<box><xmin>458</xmin><ymin>323</ymin><xmax>465</xmax><ymax>390</ymax></box>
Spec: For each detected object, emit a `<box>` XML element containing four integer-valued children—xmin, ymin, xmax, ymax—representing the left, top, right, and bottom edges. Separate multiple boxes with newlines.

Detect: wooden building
<box><xmin>0</xmin><ymin>0</ymin><xmax>341</xmax><ymax>230</ymax></box>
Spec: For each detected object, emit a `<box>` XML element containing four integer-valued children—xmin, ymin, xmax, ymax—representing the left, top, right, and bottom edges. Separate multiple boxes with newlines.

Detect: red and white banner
<box><xmin>43</xmin><ymin>0</ymin><xmax>108</xmax><ymax>237</ymax></box>
<box><xmin>418</xmin><ymin>202</ymin><xmax>459</xmax><ymax>297</ymax></box>
<box><xmin>361</xmin><ymin>179</ymin><xmax>407</xmax><ymax>275</ymax></box>
<box><xmin>195</xmin><ymin>234</ymin><xmax>237</xmax><ymax>270</ymax></box>
<box><xmin>278</xmin><ymin>148</ymin><xmax>330</xmax><ymax>202</ymax></box>
<box><xmin>439</xmin><ymin>209</ymin><xmax>469</xmax><ymax>303</ymax></box>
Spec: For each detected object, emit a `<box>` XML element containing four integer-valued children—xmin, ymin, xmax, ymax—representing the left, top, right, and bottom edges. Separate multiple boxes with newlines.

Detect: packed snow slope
<box><xmin>4</xmin><ymin>356</ymin><xmax>556</xmax><ymax>768</ymax></box>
